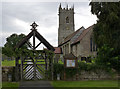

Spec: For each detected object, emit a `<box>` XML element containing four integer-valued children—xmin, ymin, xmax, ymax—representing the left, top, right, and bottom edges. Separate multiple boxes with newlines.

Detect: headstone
<box><xmin>57</xmin><ymin>74</ymin><xmax>60</xmax><ymax>80</ymax></box>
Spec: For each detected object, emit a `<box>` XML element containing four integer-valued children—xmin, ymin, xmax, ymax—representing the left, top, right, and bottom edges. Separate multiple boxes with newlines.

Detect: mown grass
<box><xmin>1</xmin><ymin>59</ymin><xmax>47</xmax><ymax>66</ymax></box>
<box><xmin>2</xmin><ymin>82</ymin><xmax>19</xmax><ymax>88</ymax></box>
<box><xmin>51</xmin><ymin>80</ymin><xmax>118</xmax><ymax>87</ymax></box>
<box><xmin>2</xmin><ymin>60</ymin><xmax>16</xmax><ymax>66</ymax></box>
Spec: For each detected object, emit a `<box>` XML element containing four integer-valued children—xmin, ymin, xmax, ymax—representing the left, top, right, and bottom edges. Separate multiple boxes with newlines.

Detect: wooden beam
<box><xmin>27</xmin><ymin>42</ymin><xmax>33</xmax><ymax>49</ymax></box>
<box><xmin>33</xmin><ymin>31</ymin><xmax>35</xmax><ymax>50</ymax></box>
<box><xmin>35</xmin><ymin>42</ymin><xmax>42</xmax><ymax>49</ymax></box>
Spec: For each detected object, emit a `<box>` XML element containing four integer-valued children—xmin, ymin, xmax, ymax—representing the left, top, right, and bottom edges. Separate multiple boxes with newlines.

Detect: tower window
<box><xmin>66</xmin><ymin>17</ymin><xmax>69</xmax><ymax>23</ymax></box>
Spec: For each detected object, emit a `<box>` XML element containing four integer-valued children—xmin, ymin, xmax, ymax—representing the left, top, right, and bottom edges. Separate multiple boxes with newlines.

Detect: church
<box><xmin>55</xmin><ymin>4</ymin><xmax>97</xmax><ymax>61</ymax></box>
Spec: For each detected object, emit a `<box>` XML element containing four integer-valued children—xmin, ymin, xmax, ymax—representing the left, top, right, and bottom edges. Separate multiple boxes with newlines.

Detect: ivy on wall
<box><xmin>50</xmin><ymin>61</ymin><xmax>116</xmax><ymax>80</ymax></box>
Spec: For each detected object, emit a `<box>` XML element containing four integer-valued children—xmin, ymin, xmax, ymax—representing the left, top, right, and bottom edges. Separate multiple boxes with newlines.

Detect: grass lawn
<box><xmin>2</xmin><ymin>59</ymin><xmax>45</xmax><ymax>67</ymax></box>
<box><xmin>51</xmin><ymin>80</ymin><xmax>118</xmax><ymax>87</ymax></box>
<box><xmin>2</xmin><ymin>60</ymin><xmax>21</xmax><ymax>66</ymax></box>
<box><xmin>2</xmin><ymin>60</ymin><xmax>15</xmax><ymax>66</ymax></box>
<box><xmin>2</xmin><ymin>82</ymin><xmax>19</xmax><ymax>88</ymax></box>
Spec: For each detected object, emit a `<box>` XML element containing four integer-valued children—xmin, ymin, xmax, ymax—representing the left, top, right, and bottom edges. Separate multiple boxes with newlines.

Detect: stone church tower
<box><xmin>58</xmin><ymin>4</ymin><xmax>75</xmax><ymax>45</ymax></box>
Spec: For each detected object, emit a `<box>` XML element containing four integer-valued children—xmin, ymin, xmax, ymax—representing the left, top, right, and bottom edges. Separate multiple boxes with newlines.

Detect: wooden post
<box><xmin>51</xmin><ymin>54</ymin><xmax>53</xmax><ymax>80</ymax></box>
<box><xmin>64</xmin><ymin>71</ymin><xmax>66</xmax><ymax>80</ymax></box>
<box><xmin>34</xmin><ymin>58</ymin><xmax>37</xmax><ymax>80</ymax></box>
<box><xmin>45</xmin><ymin>52</ymin><xmax>48</xmax><ymax>80</ymax></box>
<box><xmin>20</xmin><ymin>56</ymin><xmax>23</xmax><ymax>81</ymax></box>
<box><xmin>33</xmin><ymin>31</ymin><xmax>37</xmax><ymax>80</ymax></box>
<box><xmin>33</xmin><ymin>31</ymin><xmax>35</xmax><ymax>50</ymax></box>
<box><xmin>15</xmin><ymin>57</ymin><xmax>19</xmax><ymax>81</ymax></box>
<box><xmin>76</xmin><ymin>68</ymin><xmax>79</xmax><ymax>80</ymax></box>
<box><xmin>49</xmin><ymin>55</ymin><xmax>52</xmax><ymax>80</ymax></box>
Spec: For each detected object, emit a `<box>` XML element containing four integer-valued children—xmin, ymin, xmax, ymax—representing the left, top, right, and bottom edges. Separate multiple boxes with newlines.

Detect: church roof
<box><xmin>59</xmin><ymin>25</ymin><xmax>94</xmax><ymax>46</ymax></box>
<box><xmin>59</xmin><ymin>26</ymin><xmax>85</xmax><ymax>46</ymax></box>
<box><xmin>72</xmin><ymin>25</ymin><xmax>94</xmax><ymax>45</ymax></box>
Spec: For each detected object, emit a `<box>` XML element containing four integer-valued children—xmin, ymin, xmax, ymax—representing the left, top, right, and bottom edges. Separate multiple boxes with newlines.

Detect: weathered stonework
<box><xmin>78</xmin><ymin>71</ymin><xmax>113</xmax><ymax>80</ymax></box>
<box><xmin>71</xmin><ymin>28</ymin><xmax>97</xmax><ymax>59</ymax></box>
<box><xmin>58</xmin><ymin>4</ymin><xmax>97</xmax><ymax>59</ymax></box>
<box><xmin>58</xmin><ymin>4</ymin><xmax>75</xmax><ymax>45</ymax></box>
<box><xmin>2</xmin><ymin>66</ymin><xmax>15</xmax><ymax>81</ymax></box>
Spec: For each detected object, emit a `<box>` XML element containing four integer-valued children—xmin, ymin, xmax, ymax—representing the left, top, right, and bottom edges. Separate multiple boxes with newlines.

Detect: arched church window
<box><xmin>90</xmin><ymin>38</ymin><xmax>93</xmax><ymax>52</ymax></box>
<box><xmin>66</xmin><ymin>17</ymin><xmax>69</xmax><ymax>23</ymax></box>
<box><xmin>90</xmin><ymin>37</ymin><xmax>97</xmax><ymax>52</ymax></box>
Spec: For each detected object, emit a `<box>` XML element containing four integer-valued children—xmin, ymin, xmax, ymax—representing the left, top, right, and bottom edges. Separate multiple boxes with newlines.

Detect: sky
<box><xmin>0</xmin><ymin>0</ymin><xmax>97</xmax><ymax>50</ymax></box>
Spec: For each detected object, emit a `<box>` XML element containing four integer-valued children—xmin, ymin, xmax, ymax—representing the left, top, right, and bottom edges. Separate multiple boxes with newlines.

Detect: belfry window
<box><xmin>66</xmin><ymin>17</ymin><xmax>69</xmax><ymax>23</ymax></box>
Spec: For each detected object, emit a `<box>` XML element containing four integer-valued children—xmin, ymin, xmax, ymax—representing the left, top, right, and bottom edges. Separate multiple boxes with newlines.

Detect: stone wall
<box><xmin>2</xmin><ymin>66</ymin><xmax>15</xmax><ymax>81</ymax></box>
<box><xmin>61</xmin><ymin>71</ymin><xmax>117</xmax><ymax>81</ymax></box>
<box><xmin>78</xmin><ymin>71</ymin><xmax>114</xmax><ymax>80</ymax></box>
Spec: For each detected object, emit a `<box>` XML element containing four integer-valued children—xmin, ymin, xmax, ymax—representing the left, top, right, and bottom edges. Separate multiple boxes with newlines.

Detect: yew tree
<box><xmin>90</xmin><ymin>2</ymin><xmax>120</xmax><ymax>72</ymax></box>
<box><xmin>90</xmin><ymin>2</ymin><xmax>120</xmax><ymax>55</ymax></box>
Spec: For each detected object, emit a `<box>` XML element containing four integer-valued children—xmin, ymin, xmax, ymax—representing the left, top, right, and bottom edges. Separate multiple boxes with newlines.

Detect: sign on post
<box><xmin>63</xmin><ymin>53</ymin><xmax>78</xmax><ymax>80</ymax></box>
<box><xmin>64</xmin><ymin>53</ymin><xmax>77</xmax><ymax>68</ymax></box>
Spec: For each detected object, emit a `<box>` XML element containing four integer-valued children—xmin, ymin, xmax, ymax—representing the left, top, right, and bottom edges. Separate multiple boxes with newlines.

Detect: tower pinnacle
<box><xmin>59</xmin><ymin>3</ymin><xmax>62</xmax><ymax>9</ymax></box>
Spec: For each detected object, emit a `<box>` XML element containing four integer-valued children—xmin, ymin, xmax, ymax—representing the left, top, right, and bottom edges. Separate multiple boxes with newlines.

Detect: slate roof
<box><xmin>72</xmin><ymin>25</ymin><xmax>94</xmax><ymax>45</ymax></box>
<box><xmin>59</xmin><ymin>26</ymin><xmax>85</xmax><ymax>46</ymax></box>
<box><xmin>71</xmin><ymin>27</ymin><xmax>85</xmax><ymax>44</ymax></box>
<box><xmin>59</xmin><ymin>25</ymin><xmax>94</xmax><ymax>46</ymax></box>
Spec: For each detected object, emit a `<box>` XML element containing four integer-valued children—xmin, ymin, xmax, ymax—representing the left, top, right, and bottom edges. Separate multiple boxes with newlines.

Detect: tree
<box><xmin>90</xmin><ymin>2</ymin><xmax>120</xmax><ymax>55</ymax></box>
<box><xmin>95</xmin><ymin>44</ymin><xmax>119</xmax><ymax>72</ymax></box>
<box><xmin>89</xmin><ymin>2</ymin><xmax>120</xmax><ymax>72</ymax></box>
<box><xmin>2</xmin><ymin>33</ymin><xmax>31</xmax><ymax>58</ymax></box>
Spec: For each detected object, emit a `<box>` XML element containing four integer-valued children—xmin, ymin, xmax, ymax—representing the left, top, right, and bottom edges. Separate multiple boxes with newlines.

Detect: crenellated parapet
<box><xmin>58</xmin><ymin>3</ymin><xmax>75</xmax><ymax>45</ymax></box>
<box><xmin>59</xmin><ymin>3</ymin><xmax>74</xmax><ymax>12</ymax></box>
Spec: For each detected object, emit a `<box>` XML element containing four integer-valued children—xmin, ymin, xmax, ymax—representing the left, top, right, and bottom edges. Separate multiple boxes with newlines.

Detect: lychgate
<box><xmin>15</xmin><ymin>22</ymin><xmax>55</xmax><ymax>81</ymax></box>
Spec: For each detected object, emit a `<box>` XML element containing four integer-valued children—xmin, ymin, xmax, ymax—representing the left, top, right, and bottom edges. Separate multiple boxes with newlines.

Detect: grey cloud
<box><xmin>1</xmin><ymin>1</ymin><xmax>96</xmax><ymax>47</ymax></box>
<box><xmin>2</xmin><ymin>2</ymin><xmax>59</xmax><ymax>32</ymax></box>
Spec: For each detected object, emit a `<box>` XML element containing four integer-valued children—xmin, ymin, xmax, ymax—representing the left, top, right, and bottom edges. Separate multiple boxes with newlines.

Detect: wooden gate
<box><xmin>20</xmin><ymin>51</ymin><xmax>51</xmax><ymax>80</ymax></box>
<box><xmin>22</xmin><ymin>58</ymin><xmax>46</xmax><ymax>80</ymax></box>
<box><xmin>15</xmin><ymin>22</ymin><xmax>55</xmax><ymax>81</ymax></box>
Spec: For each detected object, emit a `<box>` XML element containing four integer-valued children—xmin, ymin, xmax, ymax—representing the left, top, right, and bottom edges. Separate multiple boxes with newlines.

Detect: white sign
<box><xmin>66</xmin><ymin>60</ymin><xmax>75</xmax><ymax>67</ymax></box>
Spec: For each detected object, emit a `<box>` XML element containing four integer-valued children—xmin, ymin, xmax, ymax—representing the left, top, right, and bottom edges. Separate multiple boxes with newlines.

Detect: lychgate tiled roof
<box><xmin>63</xmin><ymin>53</ymin><xmax>77</xmax><ymax>59</ymax></box>
<box><xmin>54</xmin><ymin>47</ymin><xmax>62</xmax><ymax>54</ymax></box>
